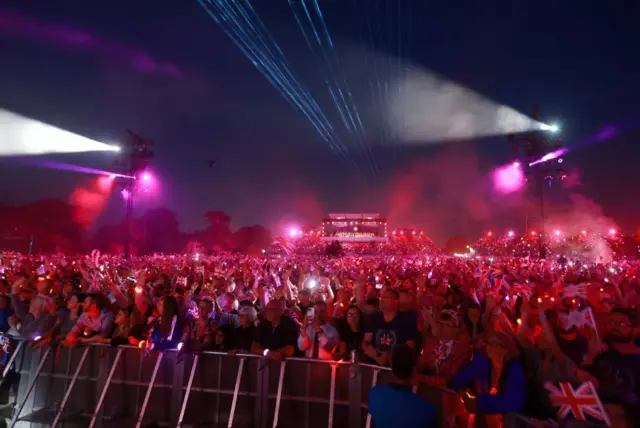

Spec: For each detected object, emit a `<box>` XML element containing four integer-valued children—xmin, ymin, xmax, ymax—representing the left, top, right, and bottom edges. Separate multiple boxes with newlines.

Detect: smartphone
<box><xmin>306</xmin><ymin>308</ymin><xmax>315</xmax><ymax>321</ymax></box>
<box><xmin>323</xmin><ymin>338</ymin><xmax>338</xmax><ymax>352</ymax></box>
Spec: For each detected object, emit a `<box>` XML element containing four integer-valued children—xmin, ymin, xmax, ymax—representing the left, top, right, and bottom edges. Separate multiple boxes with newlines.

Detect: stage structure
<box><xmin>321</xmin><ymin>213</ymin><xmax>388</xmax><ymax>242</ymax></box>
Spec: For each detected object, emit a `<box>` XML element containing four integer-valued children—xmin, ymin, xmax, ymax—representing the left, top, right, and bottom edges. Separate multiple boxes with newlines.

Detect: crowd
<box><xmin>472</xmin><ymin>231</ymin><xmax>638</xmax><ymax>260</ymax></box>
<box><xmin>286</xmin><ymin>235</ymin><xmax>441</xmax><ymax>256</ymax></box>
<box><xmin>0</xmin><ymin>250</ymin><xmax>639</xmax><ymax>428</ymax></box>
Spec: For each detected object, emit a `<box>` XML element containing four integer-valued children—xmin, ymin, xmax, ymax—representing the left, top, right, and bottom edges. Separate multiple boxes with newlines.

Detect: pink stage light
<box><xmin>288</xmin><ymin>227</ymin><xmax>299</xmax><ymax>237</ymax></box>
<box><xmin>121</xmin><ymin>189</ymin><xmax>130</xmax><ymax>200</ymax></box>
<box><xmin>141</xmin><ymin>172</ymin><xmax>151</xmax><ymax>182</ymax></box>
<box><xmin>554</xmin><ymin>230</ymin><xmax>561</xmax><ymax>236</ymax></box>
<box><xmin>109</xmin><ymin>174</ymin><xmax>116</xmax><ymax>180</ymax></box>
<box><xmin>508</xmin><ymin>230</ymin><xmax>515</xmax><ymax>237</ymax></box>
<box><xmin>493</xmin><ymin>162</ymin><xmax>524</xmax><ymax>194</ymax></box>
<box><xmin>609</xmin><ymin>228</ymin><xmax>616</xmax><ymax>236</ymax></box>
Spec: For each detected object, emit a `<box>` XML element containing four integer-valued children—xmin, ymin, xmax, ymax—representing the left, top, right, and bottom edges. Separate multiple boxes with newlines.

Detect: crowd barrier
<box><xmin>0</xmin><ymin>342</ymin><xmax>535</xmax><ymax>428</ymax></box>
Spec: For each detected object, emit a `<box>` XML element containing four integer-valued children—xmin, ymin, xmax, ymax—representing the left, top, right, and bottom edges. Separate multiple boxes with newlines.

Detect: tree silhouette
<box><xmin>201</xmin><ymin>210</ymin><xmax>234</xmax><ymax>251</ymax></box>
<box><xmin>233</xmin><ymin>225</ymin><xmax>272</xmax><ymax>255</ymax></box>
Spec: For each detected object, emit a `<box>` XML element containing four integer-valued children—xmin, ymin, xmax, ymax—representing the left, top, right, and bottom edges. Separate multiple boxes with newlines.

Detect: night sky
<box><xmin>1</xmin><ymin>0</ymin><xmax>638</xmax><ymax>244</ymax></box>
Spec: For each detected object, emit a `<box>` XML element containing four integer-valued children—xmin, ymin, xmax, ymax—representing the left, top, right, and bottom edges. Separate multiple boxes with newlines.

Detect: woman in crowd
<box><xmin>143</xmin><ymin>295</ymin><xmax>183</xmax><ymax>351</ymax></box>
<box><xmin>232</xmin><ymin>304</ymin><xmax>258</xmax><ymax>352</ymax></box>
<box><xmin>335</xmin><ymin>304</ymin><xmax>365</xmax><ymax>360</ymax></box>
<box><xmin>452</xmin><ymin>330</ymin><xmax>526</xmax><ymax>425</ymax></box>
<box><xmin>109</xmin><ymin>306</ymin><xmax>146</xmax><ymax>346</ymax></box>
<box><xmin>461</xmin><ymin>300</ymin><xmax>484</xmax><ymax>347</ymax></box>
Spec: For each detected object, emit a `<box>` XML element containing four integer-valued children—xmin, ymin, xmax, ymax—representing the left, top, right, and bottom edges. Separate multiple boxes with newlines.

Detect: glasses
<box><xmin>608</xmin><ymin>320</ymin><xmax>631</xmax><ymax>328</ymax></box>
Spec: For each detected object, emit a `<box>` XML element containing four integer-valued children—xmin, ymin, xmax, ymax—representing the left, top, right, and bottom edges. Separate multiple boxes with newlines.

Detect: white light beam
<box><xmin>0</xmin><ymin>109</ymin><xmax>120</xmax><ymax>156</ymax></box>
<box><xmin>388</xmin><ymin>68</ymin><xmax>551</xmax><ymax>143</ymax></box>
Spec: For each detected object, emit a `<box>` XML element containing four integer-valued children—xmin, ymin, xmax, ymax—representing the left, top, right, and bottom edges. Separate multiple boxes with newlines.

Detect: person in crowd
<box><xmin>0</xmin><ymin>295</ymin><xmax>14</xmax><ymax>333</ymax></box>
<box><xmin>143</xmin><ymin>295</ymin><xmax>183</xmax><ymax>351</ymax></box>
<box><xmin>297</xmin><ymin>288</ymin><xmax>313</xmax><ymax>318</ymax></box>
<box><xmin>232</xmin><ymin>304</ymin><xmax>258</xmax><ymax>352</ymax></box>
<box><xmin>9</xmin><ymin>278</ymin><xmax>56</xmax><ymax>341</ymax></box>
<box><xmin>419</xmin><ymin>306</ymin><xmax>471</xmax><ymax>386</ymax></box>
<box><xmin>453</xmin><ymin>330</ymin><xmax>526</xmax><ymax>423</ymax></box>
<box><xmin>183</xmin><ymin>294</ymin><xmax>217</xmax><ymax>351</ymax></box>
<box><xmin>298</xmin><ymin>301</ymin><xmax>340</xmax><ymax>360</ymax></box>
<box><xmin>586</xmin><ymin>308</ymin><xmax>640</xmax><ymax>426</ymax></box>
<box><xmin>335</xmin><ymin>304</ymin><xmax>365</xmax><ymax>361</ymax></box>
<box><xmin>551</xmin><ymin>307</ymin><xmax>589</xmax><ymax>365</ymax></box>
<box><xmin>64</xmin><ymin>293</ymin><xmax>113</xmax><ymax>345</ymax></box>
<box><xmin>462</xmin><ymin>300</ymin><xmax>484</xmax><ymax>346</ymax></box>
<box><xmin>213</xmin><ymin>291</ymin><xmax>240</xmax><ymax>328</ymax></box>
<box><xmin>211</xmin><ymin>324</ymin><xmax>234</xmax><ymax>351</ymax></box>
<box><xmin>368</xmin><ymin>345</ymin><xmax>437</xmax><ymax>428</ymax></box>
<box><xmin>54</xmin><ymin>293</ymin><xmax>84</xmax><ymax>339</ymax></box>
<box><xmin>251</xmin><ymin>299</ymin><xmax>298</xmax><ymax>360</ymax></box>
<box><xmin>109</xmin><ymin>306</ymin><xmax>146</xmax><ymax>346</ymax></box>
<box><xmin>363</xmin><ymin>287</ymin><xmax>419</xmax><ymax>366</ymax></box>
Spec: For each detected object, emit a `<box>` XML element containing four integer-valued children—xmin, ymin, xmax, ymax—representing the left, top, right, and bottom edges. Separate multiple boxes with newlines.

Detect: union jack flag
<box><xmin>544</xmin><ymin>381</ymin><xmax>611</xmax><ymax>426</ymax></box>
<box><xmin>473</xmin><ymin>266</ymin><xmax>491</xmax><ymax>281</ymax></box>
<box><xmin>512</xmin><ymin>282</ymin><xmax>533</xmax><ymax>298</ymax></box>
<box><xmin>482</xmin><ymin>269</ymin><xmax>511</xmax><ymax>292</ymax></box>
<box><xmin>379</xmin><ymin>334</ymin><xmax>392</xmax><ymax>347</ymax></box>
<box><xmin>560</xmin><ymin>283</ymin><xmax>587</xmax><ymax>300</ymax></box>
<box><xmin>559</xmin><ymin>308</ymin><xmax>597</xmax><ymax>330</ymax></box>
<box><xmin>273</xmin><ymin>237</ymin><xmax>295</xmax><ymax>256</ymax></box>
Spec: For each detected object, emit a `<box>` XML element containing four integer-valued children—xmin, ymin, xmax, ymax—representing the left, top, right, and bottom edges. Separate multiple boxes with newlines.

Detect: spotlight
<box><xmin>108</xmin><ymin>174</ymin><xmax>116</xmax><ymax>180</ymax></box>
<box><xmin>108</xmin><ymin>145</ymin><xmax>121</xmax><ymax>152</ymax></box>
<box><xmin>557</xmin><ymin>158</ymin><xmax>563</xmax><ymax>164</ymax></box>
<box><xmin>542</xmin><ymin>123</ymin><xmax>560</xmax><ymax>133</ymax></box>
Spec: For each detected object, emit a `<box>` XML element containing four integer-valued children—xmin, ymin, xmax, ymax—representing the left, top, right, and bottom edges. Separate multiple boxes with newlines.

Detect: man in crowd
<box><xmin>587</xmin><ymin>308</ymin><xmax>640</xmax><ymax>426</ymax></box>
<box><xmin>363</xmin><ymin>287</ymin><xmax>419</xmax><ymax>365</ymax></box>
<box><xmin>251</xmin><ymin>299</ymin><xmax>298</xmax><ymax>360</ymax></box>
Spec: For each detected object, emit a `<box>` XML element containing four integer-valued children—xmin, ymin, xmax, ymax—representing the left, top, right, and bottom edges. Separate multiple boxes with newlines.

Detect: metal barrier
<box><xmin>0</xmin><ymin>342</ymin><xmax>536</xmax><ymax>427</ymax></box>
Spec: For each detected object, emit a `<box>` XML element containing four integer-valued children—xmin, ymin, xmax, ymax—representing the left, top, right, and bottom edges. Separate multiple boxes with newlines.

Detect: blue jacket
<box><xmin>150</xmin><ymin>316</ymin><xmax>183</xmax><ymax>350</ymax></box>
<box><xmin>452</xmin><ymin>353</ymin><xmax>526</xmax><ymax>415</ymax></box>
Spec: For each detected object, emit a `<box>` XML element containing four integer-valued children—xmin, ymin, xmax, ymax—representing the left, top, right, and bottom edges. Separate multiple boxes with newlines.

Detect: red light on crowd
<box><xmin>530</xmin><ymin>231</ymin><xmax>536</xmax><ymax>236</ymax></box>
<box><xmin>487</xmin><ymin>232</ymin><xmax>492</xmax><ymax>237</ymax></box>
<box><xmin>554</xmin><ymin>230</ymin><xmax>561</xmax><ymax>236</ymax></box>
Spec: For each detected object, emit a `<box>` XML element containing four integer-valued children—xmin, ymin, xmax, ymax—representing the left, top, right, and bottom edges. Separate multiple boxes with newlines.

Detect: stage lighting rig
<box><xmin>506</xmin><ymin>104</ymin><xmax>564</xmax><ymax>259</ymax></box>
<box><xmin>115</xmin><ymin>129</ymin><xmax>154</xmax><ymax>259</ymax></box>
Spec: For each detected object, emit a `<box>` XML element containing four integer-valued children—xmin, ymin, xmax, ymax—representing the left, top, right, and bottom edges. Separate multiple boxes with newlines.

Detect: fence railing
<box><xmin>0</xmin><ymin>342</ymin><xmax>535</xmax><ymax>427</ymax></box>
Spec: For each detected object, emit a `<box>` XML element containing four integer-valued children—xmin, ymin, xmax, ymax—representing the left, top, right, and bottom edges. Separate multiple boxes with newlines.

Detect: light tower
<box><xmin>507</xmin><ymin>105</ymin><xmax>564</xmax><ymax>259</ymax></box>
<box><xmin>115</xmin><ymin>129</ymin><xmax>154</xmax><ymax>259</ymax></box>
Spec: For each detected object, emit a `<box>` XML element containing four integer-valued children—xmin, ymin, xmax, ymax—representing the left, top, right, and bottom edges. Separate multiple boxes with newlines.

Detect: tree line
<box><xmin>0</xmin><ymin>199</ymin><xmax>272</xmax><ymax>255</ymax></box>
